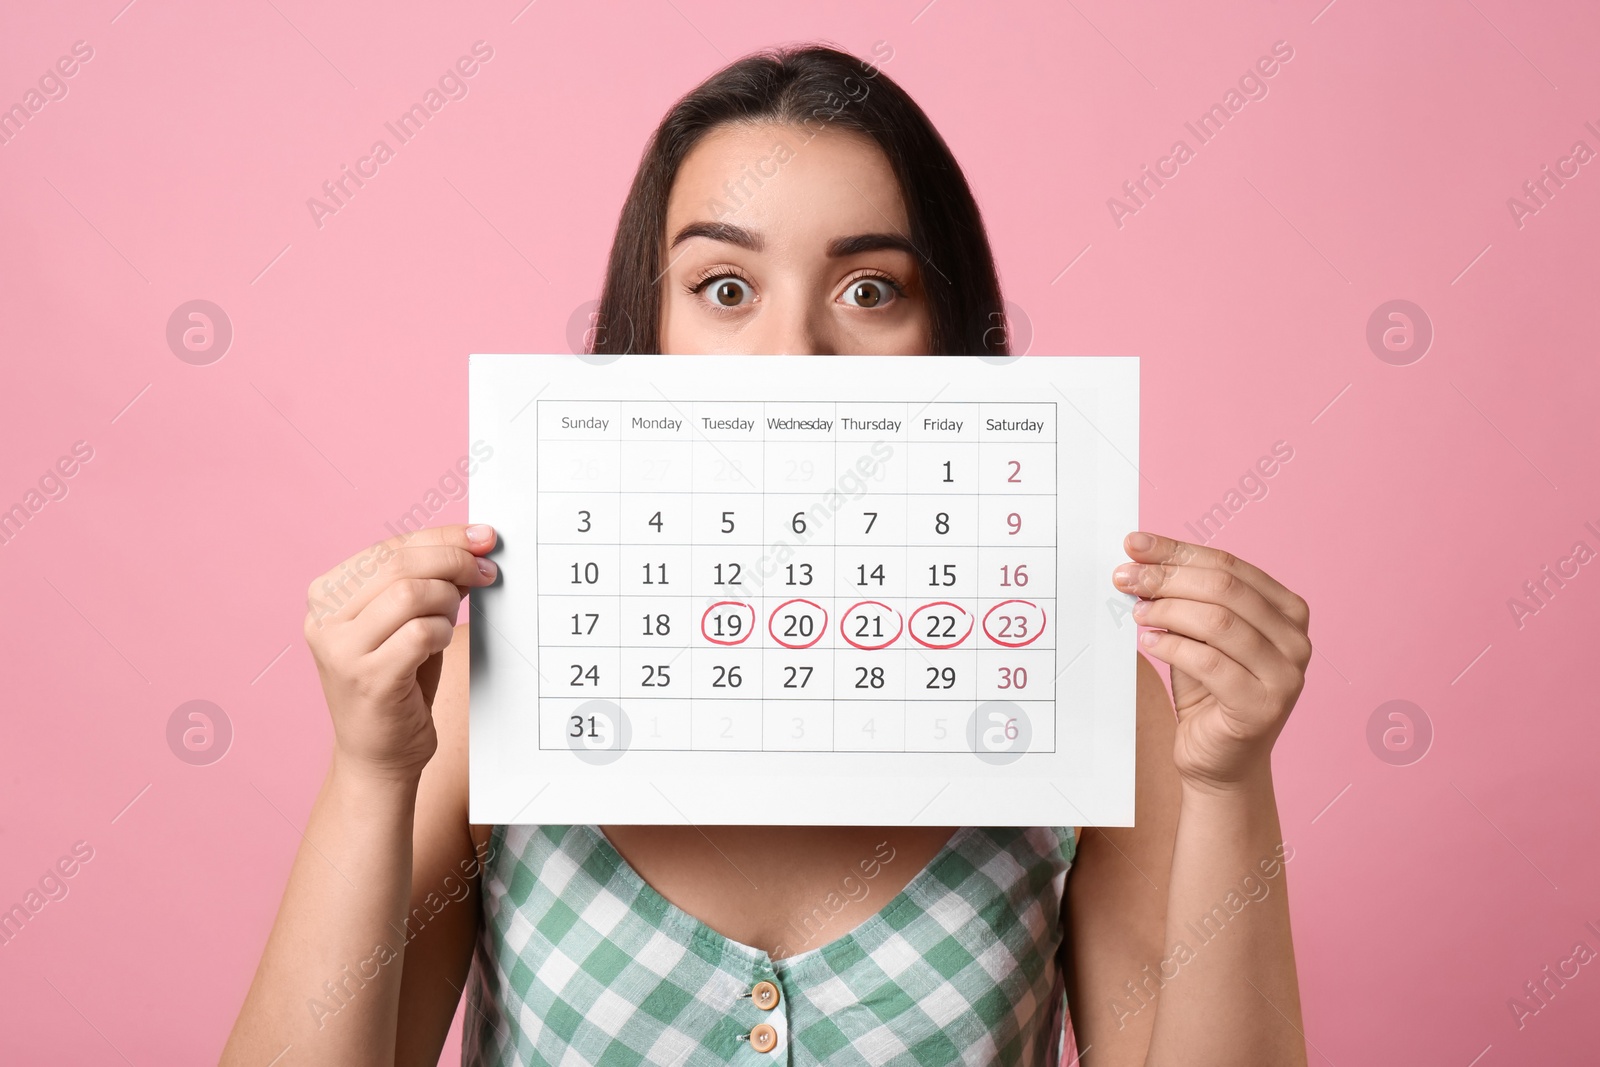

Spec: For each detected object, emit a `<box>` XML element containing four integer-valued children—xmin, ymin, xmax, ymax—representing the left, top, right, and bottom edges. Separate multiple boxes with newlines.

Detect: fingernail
<box><xmin>466</xmin><ymin>524</ymin><xmax>493</xmax><ymax>545</ymax></box>
<box><xmin>477</xmin><ymin>557</ymin><xmax>498</xmax><ymax>579</ymax></box>
<box><xmin>1113</xmin><ymin>564</ymin><xmax>1141</xmax><ymax>588</ymax></box>
<box><xmin>1127</xmin><ymin>532</ymin><xmax>1154</xmax><ymax>552</ymax></box>
<box><xmin>1139</xmin><ymin>630</ymin><xmax>1160</xmax><ymax>647</ymax></box>
<box><xmin>1131</xmin><ymin>598</ymin><xmax>1150</xmax><ymax>618</ymax></box>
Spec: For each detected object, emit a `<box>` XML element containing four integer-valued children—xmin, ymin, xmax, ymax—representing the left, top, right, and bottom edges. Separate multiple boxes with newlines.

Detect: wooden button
<box><xmin>749</xmin><ymin>1023</ymin><xmax>778</xmax><ymax>1053</ymax></box>
<box><xmin>751</xmin><ymin>980</ymin><xmax>780</xmax><ymax>1010</ymax></box>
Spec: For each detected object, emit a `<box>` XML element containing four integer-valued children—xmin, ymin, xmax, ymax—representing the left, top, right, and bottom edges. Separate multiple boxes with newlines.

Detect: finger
<box><xmin>1132</xmin><ymin>596</ymin><xmax>1298</xmax><ymax>687</ymax></box>
<box><xmin>315</xmin><ymin>542</ymin><xmax>497</xmax><ymax>622</ymax></box>
<box><xmin>306</xmin><ymin>524</ymin><xmax>495</xmax><ymax>614</ymax></box>
<box><xmin>311</xmin><ymin>523</ymin><xmax>495</xmax><ymax>590</ymax></box>
<box><xmin>1114</xmin><ymin>561</ymin><xmax>1310</xmax><ymax>667</ymax></box>
<box><xmin>349</xmin><ymin>578</ymin><xmax>467</xmax><ymax>655</ymax></box>
<box><xmin>1123</xmin><ymin>531</ymin><xmax>1309</xmax><ymax>631</ymax></box>
<box><xmin>368</xmin><ymin>613</ymin><xmax>458</xmax><ymax>680</ymax></box>
<box><xmin>376</xmin><ymin>521</ymin><xmax>497</xmax><ymax>556</ymax></box>
<box><xmin>1137</xmin><ymin>628</ymin><xmax>1264</xmax><ymax>712</ymax></box>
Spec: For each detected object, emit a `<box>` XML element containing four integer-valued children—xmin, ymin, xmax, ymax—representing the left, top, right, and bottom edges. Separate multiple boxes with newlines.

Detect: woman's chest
<box><xmin>598</xmin><ymin>823</ymin><xmax>958</xmax><ymax>958</ymax></box>
<box><xmin>468</xmin><ymin>824</ymin><xmax>1078</xmax><ymax>1066</ymax></box>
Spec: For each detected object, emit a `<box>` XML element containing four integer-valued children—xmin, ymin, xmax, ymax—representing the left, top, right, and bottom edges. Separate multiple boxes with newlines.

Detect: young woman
<box><xmin>223</xmin><ymin>44</ymin><xmax>1311</xmax><ymax>1066</ymax></box>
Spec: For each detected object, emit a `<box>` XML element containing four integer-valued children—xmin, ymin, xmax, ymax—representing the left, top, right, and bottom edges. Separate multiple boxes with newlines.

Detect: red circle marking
<box><xmin>982</xmin><ymin>600</ymin><xmax>1046</xmax><ymax>648</ymax></box>
<box><xmin>768</xmin><ymin>599</ymin><xmax>828</xmax><ymax>649</ymax></box>
<box><xmin>909</xmin><ymin>601</ymin><xmax>974</xmax><ymax>649</ymax></box>
<box><xmin>840</xmin><ymin>600</ymin><xmax>904</xmax><ymax>650</ymax></box>
<box><xmin>700</xmin><ymin>601</ymin><xmax>756</xmax><ymax>646</ymax></box>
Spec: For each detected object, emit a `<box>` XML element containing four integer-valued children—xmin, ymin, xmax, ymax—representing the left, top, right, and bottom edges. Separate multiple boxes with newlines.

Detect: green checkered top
<box><xmin>462</xmin><ymin>823</ymin><xmax>1077</xmax><ymax>1066</ymax></box>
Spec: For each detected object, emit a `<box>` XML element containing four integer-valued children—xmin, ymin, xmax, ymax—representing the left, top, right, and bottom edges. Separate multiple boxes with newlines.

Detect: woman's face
<box><xmin>658</xmin><ymin>122</ymin><xmax>932</xmax><ymax>355</ymax></box>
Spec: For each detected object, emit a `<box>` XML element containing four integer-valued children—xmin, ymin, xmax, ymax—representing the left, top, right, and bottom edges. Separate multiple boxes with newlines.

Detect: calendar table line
<box><xmin>542</xmin><ymin>696</ymin><xmax>1058</xmax><ymax>755</ymax></box>
<box><xmin>535</xmin><ymin>392</ymin><xmax>1061</xmax><ymax>759</ymax></box>
<box><xmin>554</xmin><ymin>696</ymin><xmax>1057</xmax><ymax>703</ymax></box>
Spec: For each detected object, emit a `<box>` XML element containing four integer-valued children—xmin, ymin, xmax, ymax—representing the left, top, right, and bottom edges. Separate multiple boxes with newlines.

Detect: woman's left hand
<box><xmin>1114</xmin><ymin>531</ymin><xmax>1312</xmax><ymax>792</ymax></box>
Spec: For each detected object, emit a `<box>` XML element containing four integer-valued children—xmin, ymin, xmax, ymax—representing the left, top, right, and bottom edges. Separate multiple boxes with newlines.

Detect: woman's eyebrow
<box><xmin>669</xmin><ymin>221</ymin><xmax>763</xmax><ymax>251</ymax></box>
<box><xmin>667</xmin><ymin>221</ymin><xmax>918</xmax><ymax>259</ymax></box>
<box><xmin>825</xmin><ymin>232</ymin><xmax>919</xmax><ymax>258</ymax></box>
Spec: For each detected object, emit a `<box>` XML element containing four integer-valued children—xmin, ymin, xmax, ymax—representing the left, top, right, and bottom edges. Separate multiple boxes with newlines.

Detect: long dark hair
<box><xmin>589</xmin><ymin>43</ymin><xmax>1010</xmax><ymax>356</ymax></box>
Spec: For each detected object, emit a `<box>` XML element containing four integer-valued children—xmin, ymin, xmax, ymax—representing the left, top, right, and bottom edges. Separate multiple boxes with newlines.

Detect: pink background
<box><xmin>3</xmin><ymin>0</ymin><xmax>1598</xmax><ymax>1062</ymax></box>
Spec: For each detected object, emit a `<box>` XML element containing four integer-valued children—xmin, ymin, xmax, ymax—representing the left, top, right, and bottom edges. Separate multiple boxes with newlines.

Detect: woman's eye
<box><xmin>840</xmin><ymin>278</ymin><xmax>896</xmax><ymax>308</ymax></box>
<box><xmin>702</xmin><ymin>276</ymin><xmax>753</xmax><ymax>308</ymax></box>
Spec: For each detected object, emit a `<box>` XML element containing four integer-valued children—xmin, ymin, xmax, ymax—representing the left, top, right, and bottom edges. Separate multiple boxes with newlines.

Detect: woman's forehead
<box><xmin>665</xmin><ymin>122</ymin><xmax>910</xmax><ymax>250</ymax></box>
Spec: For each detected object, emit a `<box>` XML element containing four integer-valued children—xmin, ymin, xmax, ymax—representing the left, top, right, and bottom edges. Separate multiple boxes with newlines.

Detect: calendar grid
<box><xmin>831</xmin><ymin>400</ymin><xmax>839</xmax><ymax>755</ymax></box>
<box><xmin>534</xmin><ymin>399</ymin><xmax>1058</xmax><ymax>755</ymax></box>
<box><xmin>759</xmin><ymin>413</ymin><xmax>766</xmax><ymax>751</ymax></box>
<box><xmin>900</xmin><ymin>401</ymin><xmax>910</xmax><ymax>754</ymax></box>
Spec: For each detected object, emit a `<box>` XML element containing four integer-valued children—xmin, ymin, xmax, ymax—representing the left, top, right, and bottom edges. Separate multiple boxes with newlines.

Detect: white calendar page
<box><xmin>468</xmin><ymin>354</ymin><xmax>1138</xmax><ymax>827</ymax></box>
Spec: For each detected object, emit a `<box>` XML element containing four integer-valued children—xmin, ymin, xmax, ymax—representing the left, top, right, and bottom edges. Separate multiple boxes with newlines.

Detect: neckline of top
<box><xmin>580</xmin><ymin>823</ymin><xmax>981</xmax><ymax>979</ymax></box>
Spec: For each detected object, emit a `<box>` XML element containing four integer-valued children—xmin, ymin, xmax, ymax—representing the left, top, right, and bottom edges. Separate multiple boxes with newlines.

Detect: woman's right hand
<box><xmin>302</xmin><ymin>523</ymin><xmax>498</xmax><ymax>780</ymax></box>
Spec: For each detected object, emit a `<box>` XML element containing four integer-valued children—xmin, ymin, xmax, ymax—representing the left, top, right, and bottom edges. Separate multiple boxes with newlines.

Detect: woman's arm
<box><xmin>1140</xmin><ymin>768</ymin><xmax>1301</xmax><ymax>1065</ymax></box>
<box><xmin>1066</xmin><ymin>533</ymin><xmax>1310</xmax><ymax>1067</ymax></box>
<box><xmin>1062</xmin><ymin>653</ymin><xmax>1183</xmax><ymax>1063</ymax></box>
<box><xmin>221</xmin><ymin>526</ymin><xmax>496</xmax><ymax>1066</ymax></box>
<box><xmin>394</xmin><ymin>623</ymin><xmax>494</xmax><ymax>1066</ymax></box>
<box><xmin>219</xmin><ymin>747</ymin><xmax>428</xmax><ymax>1064</ymax></box>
